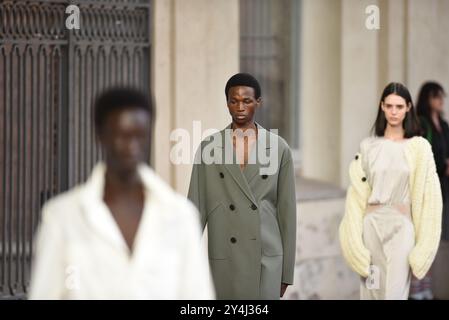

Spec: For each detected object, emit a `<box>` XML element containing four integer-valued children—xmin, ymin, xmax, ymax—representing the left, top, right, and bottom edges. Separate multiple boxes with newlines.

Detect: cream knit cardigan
<box><xmin>339</xmin><ymin>136</ymin><xmax>442</xmax><ymax>280</ymax></box>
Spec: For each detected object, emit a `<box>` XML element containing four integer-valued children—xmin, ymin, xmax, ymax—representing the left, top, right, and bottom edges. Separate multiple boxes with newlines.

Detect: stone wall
<box><xmin>283</xmin><ymin>177</ymin><xmax>359</xmax><ymax>300</ymax></box>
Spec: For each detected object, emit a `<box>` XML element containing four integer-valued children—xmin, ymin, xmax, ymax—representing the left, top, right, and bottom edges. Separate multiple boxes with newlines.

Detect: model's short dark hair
<box><xmin>94</xmin><ymin>87</ymin><xmax>153</xmax><ymax>133</ymax></box>
<box><xmin>225</xmin><ymin>73</ymin><xmax>261</xmax><ymax>100</ymax></box>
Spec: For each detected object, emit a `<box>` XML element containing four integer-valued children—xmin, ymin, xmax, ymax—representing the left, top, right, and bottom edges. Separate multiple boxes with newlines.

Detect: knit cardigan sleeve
<box><xmin>339</xmin><ymin>149</ymin><xmax>372</xmax><ymax>278</ymax></box>
<box><xmin>408</xmin><ymin>137</ymin><xmax>442</xmax><ymax>280</ymax></box>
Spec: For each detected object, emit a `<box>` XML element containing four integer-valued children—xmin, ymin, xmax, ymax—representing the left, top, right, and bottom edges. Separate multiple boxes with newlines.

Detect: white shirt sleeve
<box><xmin>178</xmin><ymin>200</ymin><xmax>216</xmax><ymax>300</ymax></box>
<box><xmin>28</xmin><ymin>203</ymin><xmax>67</xmax><ymax>299</ymax></box>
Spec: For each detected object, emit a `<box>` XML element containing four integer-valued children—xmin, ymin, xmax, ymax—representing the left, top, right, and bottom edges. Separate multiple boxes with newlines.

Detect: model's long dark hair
<box><xmin>416</xmin><ymin>81</ymin><xmax>446</xmax><ymax>121</ymax></box>
<box><xmin>372</xmin><ymin>82</ymin><xmax>420</xmax><ymax>138</ymax></box>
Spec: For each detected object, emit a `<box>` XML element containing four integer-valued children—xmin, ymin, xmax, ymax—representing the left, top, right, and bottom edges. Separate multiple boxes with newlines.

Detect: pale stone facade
<box><xmin>150</xmin><ymin>0</ymin><xmax>449</xmax><ymax>299</ymax></box>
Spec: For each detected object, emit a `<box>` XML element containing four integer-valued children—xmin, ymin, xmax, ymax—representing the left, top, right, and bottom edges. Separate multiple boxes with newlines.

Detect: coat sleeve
<box><xmin>339</xmin><ymin>152</ymin><xmax>372</xmax><ymax>278</ymax></box>
<box><xmin>28</xmin><ymin>203</ymin><xmax>66</xmax><ymax>299</ymax></box>
<box><xmin>276</xmin><ymin>147</ymin><xmax>297</xmax><ymax>285</ymax></box>
<box><xmin>188</xmin><ymin>146</ymin><xmax>207</xmax><ymax>230</ymax></box>
<box><xmin>409</xmin><ymin>139</ymin><xmax>442</xmax><ymax>279</ymax></box>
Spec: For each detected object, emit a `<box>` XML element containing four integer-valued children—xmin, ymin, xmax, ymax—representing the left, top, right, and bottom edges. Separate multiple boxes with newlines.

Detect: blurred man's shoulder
<box><xmin>40</xmin><ymin>186</ymin><xmax>84</xmax><ymax>221</ymax></box>
<box><xmin>139</xmin><ymin>165</ymin><xmax>199</xmax><ymax>219</ymax></box>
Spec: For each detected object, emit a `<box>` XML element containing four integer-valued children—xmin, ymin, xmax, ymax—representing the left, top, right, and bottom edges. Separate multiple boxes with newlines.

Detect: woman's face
<box><xmin>429</xmin><ymin>91</ymin><xmax>445</xmax><ymax>113</ymax></box>
<box><xmin>381</xmin><ymin>94</ymin><xmax>410</xmax><ymax>128</ymax></box>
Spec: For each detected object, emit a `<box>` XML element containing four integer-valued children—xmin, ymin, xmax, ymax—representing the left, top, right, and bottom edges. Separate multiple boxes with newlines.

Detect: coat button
<box><xmin>355</xmin><ymin>155</ymin><xmax>359</xmax><ymax>160</ymax></box>
<box><xmin>251</xmin><ymin>204</ymin><xmax>257</xmax><ymax>210</ymax></box>
<box><xmin>229</xmin><ymin>204</ymin><xmax>235</xmax><ymax>211</ymax></box>
<box><xmin>362</xmin><ymin>177</ymin><xmax>367</xmax><ymax>182</ymax></box>
<box><xmin>262</xmin><ymin>174</ymin><xmax>268</xmax><ymax>179</ymax></box>
<box><xmin>230</xmin><ymin>237</ymin><xmax>237</xmax><ymax>244</ymax></box>
<box><xmin>219</xmin><ymin>172</ymin><xmax>224</xmax><ymax>178</ymax></box>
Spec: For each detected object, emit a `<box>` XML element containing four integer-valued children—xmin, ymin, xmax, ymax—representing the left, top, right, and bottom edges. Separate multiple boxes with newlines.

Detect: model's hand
<box><xmin>280</xmin><ymin>283</ymin><xmax>289</xmax><ymax>298</ymax></box>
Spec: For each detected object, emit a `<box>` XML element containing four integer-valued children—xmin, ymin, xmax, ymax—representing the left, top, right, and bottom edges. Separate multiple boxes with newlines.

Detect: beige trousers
<box><xmin>360</xmin><ymin>205</ymin><xmax>415</xmax><ymax>300</ymax></box>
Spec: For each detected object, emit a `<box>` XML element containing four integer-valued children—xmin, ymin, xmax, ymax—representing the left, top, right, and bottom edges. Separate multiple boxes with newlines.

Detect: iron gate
<box><xmin>240</xmin><ymin>0</ymin><xmax>300</xmax><ymax>149</ymax></box>
<box><xmin>0</xmin><ymin>0</ymin><xmax>152</xmax><ymax>299</ymax></box>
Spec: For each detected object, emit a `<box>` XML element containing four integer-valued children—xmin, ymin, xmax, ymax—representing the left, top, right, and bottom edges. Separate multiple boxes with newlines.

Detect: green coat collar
<box><xmin>218</xmin><ymin>122</ymin><xmax>274</xmax><ymax>206</ymax></box>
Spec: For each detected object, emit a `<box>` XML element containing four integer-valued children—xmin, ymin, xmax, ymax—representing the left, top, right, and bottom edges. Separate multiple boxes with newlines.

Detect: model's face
<box><xmin>381</xmin><ymin>94</ymin><xmax>410</xmax><ymax>128</ymax></box>
<box><xmin>429</xmin><ymin>91</ymin><xmax>445</xmax><ymax>113</ymax></box>
<box><xmin>227</xmin><ymin>86</ymin><xmax>261</xmax><ymax>126</ymax></box>
<box><xmin>99</xmin><ymin>108</ymin><xmax>150</xmax><ymax>175</ymax></box>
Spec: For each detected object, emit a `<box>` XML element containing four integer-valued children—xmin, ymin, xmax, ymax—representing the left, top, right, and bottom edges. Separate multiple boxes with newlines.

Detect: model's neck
<box><xmin>384</xmin><ymin>124</ymin><xmax>405</xmax><ymax>140</ymax></box>
<box><xmin>231</xmin><ymin>121</ymin><xmax>257</xmax><ymax>131</ymax></box>
<box><xmin>431</xmin><ymin>111</ymin><xmax>440</xmax><ymax>124</ymax></box>
<box><xmin>105</xmin><ymin>167</ymin><xmax>141</xmax><ymax>190</ymax></box>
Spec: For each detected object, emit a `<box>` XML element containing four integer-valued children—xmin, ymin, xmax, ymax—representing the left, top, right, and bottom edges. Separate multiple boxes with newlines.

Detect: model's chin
<box><xmin>233</xmin><ymin>116</ymin><xmax>249</xmax><ymax>125</ymax></box>
<box><xmin>387</xmin><ymin>120</ymin><xmax>402</xmax><ymax>127</ymax></box>
<box><xmin>113</xmin><ymin>158</ymin><xmax>141</xmax><ymax>174</ymax></box>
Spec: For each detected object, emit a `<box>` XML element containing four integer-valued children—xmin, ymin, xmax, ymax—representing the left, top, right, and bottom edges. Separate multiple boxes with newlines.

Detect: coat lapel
<box><xmin>223</xmin><ymin>163</ymin><xmax>257</xmax><ymax>204</ymax></box>
<box><xmin>219</xmin><ymin>123</ymin><xmax>271</xmax><ymax>205</ymax></box>
<box><xmin>243</xmin><ymin>124</ymin><xmax>272</xmax><ymax>183</ymax></box>
<box><xmin>78</xmin><ymin>162</ymin><xmax>159</xmax><ymax>257</ymax></box>
<box><xmin>79</xmin><ymin>163</ymin><xmax>129</xmax><ymax>253</ymax></box>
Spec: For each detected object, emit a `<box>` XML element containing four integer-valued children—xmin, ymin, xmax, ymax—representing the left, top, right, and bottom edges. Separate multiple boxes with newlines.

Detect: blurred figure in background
<box><xmin>412</xmin><ymin>81</ymin><xmax>448</xmax><ymax>300</ymax></box>
<box><xmin>29</xmin><ymin>87</ymin><xmax>214</xmax><ymax>299</ymax></box>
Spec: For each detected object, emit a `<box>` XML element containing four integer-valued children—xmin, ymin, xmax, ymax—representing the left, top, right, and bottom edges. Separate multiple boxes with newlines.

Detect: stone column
<box><xmin>152</xmin><ymin>0</ymin><xmax>240</xmax><ymax>194</ymax></box>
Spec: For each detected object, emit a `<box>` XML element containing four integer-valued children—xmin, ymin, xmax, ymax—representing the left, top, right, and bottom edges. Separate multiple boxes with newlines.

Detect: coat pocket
<box><xmin>207</xmin><ymin>203</ymin><xmax>229</xmax><ymax>260</ymax></box>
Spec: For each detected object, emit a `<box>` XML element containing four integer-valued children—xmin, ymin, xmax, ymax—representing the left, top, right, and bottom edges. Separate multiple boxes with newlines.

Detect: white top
<box><xmin>360</xmin><ymin>137</ymin><xmax>411</xmax><ymax>206</ymax></box>
<box><xmin>29</xmin><ymin>163</ymin><xmax>215</xmax><ymax>300</ymax></box>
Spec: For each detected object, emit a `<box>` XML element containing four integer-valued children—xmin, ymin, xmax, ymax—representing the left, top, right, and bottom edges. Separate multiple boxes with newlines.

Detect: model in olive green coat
<box><xmin>188</xmin><ymin>120</ymin><xmax>297</xmax><ymax>299</ymax></box>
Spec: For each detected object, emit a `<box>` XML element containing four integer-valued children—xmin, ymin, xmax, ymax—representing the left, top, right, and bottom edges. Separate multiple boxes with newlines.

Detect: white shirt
<box><xmin>29</xmin><ymin>163</ymin><xmax>215</xmax><ymax>300</ymax></box>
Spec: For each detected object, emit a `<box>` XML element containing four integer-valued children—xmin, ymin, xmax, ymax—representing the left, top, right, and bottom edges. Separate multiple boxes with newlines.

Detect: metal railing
<box><xmin>0</xmin><ymin>0</ymin><xmax>151</xmax><ymax>299</ymax></box>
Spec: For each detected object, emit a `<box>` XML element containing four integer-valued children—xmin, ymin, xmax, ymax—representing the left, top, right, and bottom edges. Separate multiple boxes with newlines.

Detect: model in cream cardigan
<box><xmin>339</xmin><ymin>83</ymin><xmax>442</xmax><ymax>299</ymax></box>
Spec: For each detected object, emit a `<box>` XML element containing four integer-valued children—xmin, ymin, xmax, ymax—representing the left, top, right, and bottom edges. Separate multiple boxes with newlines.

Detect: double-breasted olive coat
<box><xmin>188</xmin><ymin>123</ymin><xmax>297</xmax><ymax>299</ymax></box>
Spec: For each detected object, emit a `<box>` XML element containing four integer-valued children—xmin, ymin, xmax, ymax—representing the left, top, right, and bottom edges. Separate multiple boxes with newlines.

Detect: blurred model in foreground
<box><xmin>410</xmin><ymin>81</ymin><xmax>448</xmax><ymax>300</ymax></box>
<box><xmin>29</xmin><ymin>87</ymin><xmax>214</xmax><ymax>299</ymax></box>
<box><xmin>339</xmin><ymin>82</ymin><xmax>442</xmax><ymax>300</ymax></box>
